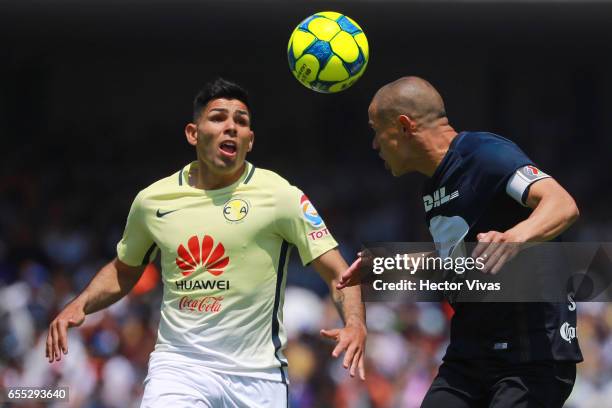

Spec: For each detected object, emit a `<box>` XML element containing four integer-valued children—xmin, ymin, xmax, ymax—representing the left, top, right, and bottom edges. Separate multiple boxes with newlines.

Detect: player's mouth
<box><xmin>218</xmin><ymin>140</ymin><xmax>238</xmax><ymax>158</ymax></box>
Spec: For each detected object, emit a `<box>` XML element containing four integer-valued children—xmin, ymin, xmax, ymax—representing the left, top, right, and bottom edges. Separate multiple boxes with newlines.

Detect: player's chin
<box><xmin>389</xmin><ymin>165</ymin><xmax>408</xmax><ymax>178</ymax></box>
<box><xmin>215</xmin><ymin>155</ymin><xmax>244</xmax><ymax>171</ymax></box>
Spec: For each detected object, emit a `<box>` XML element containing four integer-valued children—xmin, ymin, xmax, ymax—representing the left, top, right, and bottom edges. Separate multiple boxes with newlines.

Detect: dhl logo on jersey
<box><xmin>175</xmin><ymin>235</ymin><xmax>229</xmax><ymax>277</ymax></box>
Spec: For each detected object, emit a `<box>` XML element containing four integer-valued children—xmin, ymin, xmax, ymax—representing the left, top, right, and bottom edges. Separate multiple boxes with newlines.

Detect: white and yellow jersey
<box><xmin>116</xmin><ymin>161</ymin><xmax>337</xmax><ymax>382</ymax></box>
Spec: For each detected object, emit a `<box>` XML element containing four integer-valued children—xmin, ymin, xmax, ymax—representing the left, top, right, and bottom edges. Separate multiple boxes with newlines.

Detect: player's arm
<box><xmin>336</xmin><ymin>255</ymin><xmax>364</xmax><ymax>289</ymax></box>
<box><xmin>474</xmin><ymin>177</ymin><xmax>579</xmax><ymax>273</ymax></box>
<box><xmin>337</xmin><ymin>250</ymin><xmax>437</xmax><ymax>289</ymax></box>
<box><xmin>47</xmin><ymin>190</ymin><xmax>152</xmax><ymax>363</ymax></box>
<box><xmin>505</xmin><ymin>177</ymin><xmax>579</xmax><ymax>242</ymax></box>
<box><xmin>311</xmin><ymin>248</ymin><xmax>367</xmax><ymax>380</ymax></box>
<box><xmin>46</xmin><ymin>258</ymin><xmax>145</xmax><ymax>363</ymax></box>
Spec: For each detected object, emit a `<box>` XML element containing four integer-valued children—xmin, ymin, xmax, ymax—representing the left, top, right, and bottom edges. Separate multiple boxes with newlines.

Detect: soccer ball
<box><xmin>287</xmin><ymin>11</ymin><xmax>369</xmax><ymax>93</ymax></box>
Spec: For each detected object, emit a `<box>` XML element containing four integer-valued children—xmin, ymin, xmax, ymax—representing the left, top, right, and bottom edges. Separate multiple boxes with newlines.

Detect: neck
<box><xmin>191</xmin><ymin>161</ymin><xmax>246</xmax><ymax>190</ymax></box>
<box><xmin>416</xmin><ymin>123</ymin><xmax>458</xmax><ymax>177</ymax></box>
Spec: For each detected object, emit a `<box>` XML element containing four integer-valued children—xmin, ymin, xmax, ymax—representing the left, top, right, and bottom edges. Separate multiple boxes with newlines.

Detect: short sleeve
<box><xmin>276</xmin><ymin>187</ymin><xmax>338</xmax><ymax>266</ymax></box>
<box><xmin>116</xmin><ymin>192</ymin><xmax>156</xmax><ymax>266</ymax></box>
<box><xmin>478</xmin><ymin>140</ymin><xmax>533</xmax><ymax>181</ymax></box>
<box><xmin>470</xmin><ymin>139</ymin><xmax>535</xmax><ymax>200</ymax></box>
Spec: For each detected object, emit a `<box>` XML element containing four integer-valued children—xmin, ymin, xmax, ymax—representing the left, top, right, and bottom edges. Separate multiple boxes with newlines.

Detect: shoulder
<box><xmin>248</xmin><ymin>166</ymin><xmax>289</xmax><ymax>185</ymax></box>
<box><xmin>456</xmin><ymin>131</ymin><xmax>520</xmax><ymax>154</ymax></box>
<box><xmin>248</xmin><ymin>166</ymin><xmax>307</xmax><ymax>215</ymax></box>
<box><xmin>456</xmin><ymin>131</ymin><xmax>530</xmax><ymax>168</ymax></box>
<box><xmin>248</xmin><ymin>166</ymin><xmax>298</xmax><ymax>195</ymax></box>
<box><xmin>132</xmin><ymin>169</ymin><xmax>183</xmax><ymax>207</ymax></box>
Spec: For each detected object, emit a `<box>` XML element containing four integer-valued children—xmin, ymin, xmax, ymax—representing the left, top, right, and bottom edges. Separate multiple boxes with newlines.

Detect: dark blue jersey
<box><xmin>423</xmin><ymin>131</ymin><xmax>582</xmax><ymax>363</ymax></box>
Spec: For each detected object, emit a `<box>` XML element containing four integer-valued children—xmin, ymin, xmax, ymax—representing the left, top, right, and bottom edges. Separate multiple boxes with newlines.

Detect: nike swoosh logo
<box><xmin>156</xmin><ymin>209</ymin><xmax>179</xmax><ymax>218</ymax></box>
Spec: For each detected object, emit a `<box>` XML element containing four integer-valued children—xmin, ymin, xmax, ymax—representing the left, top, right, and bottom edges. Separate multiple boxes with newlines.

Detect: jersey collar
<box><xmin>178</xmin><ymin>161</ymin><xmax>256</xmax><ymax>192</ymax></box>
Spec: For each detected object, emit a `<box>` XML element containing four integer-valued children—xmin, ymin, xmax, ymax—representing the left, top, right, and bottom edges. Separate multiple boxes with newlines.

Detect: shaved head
<box><xmin>368</xmin><ymin>76</ymin><xmax>457</xmax><ymax>177</ymax></box>
<box><xmin>373</xmin><ymin>76</ymin><xmax>446</xmax><ymax>127</ymax></box>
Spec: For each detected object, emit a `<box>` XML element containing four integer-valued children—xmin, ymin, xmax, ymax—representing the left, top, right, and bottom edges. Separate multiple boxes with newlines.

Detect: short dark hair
<box><xmin>193</xmin><ymin>78</ymin><xmax>251</xmax><ymax>122</ymax></box>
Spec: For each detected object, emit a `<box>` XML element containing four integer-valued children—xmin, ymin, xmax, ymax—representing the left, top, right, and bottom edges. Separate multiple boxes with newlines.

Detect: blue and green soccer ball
<box><xmin>288</xmin><ymin>11</ymin><xmax>369</xmax><ymax>93</ymax></box>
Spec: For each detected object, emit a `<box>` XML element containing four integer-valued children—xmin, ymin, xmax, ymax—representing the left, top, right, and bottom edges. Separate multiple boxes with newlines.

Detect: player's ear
<box><xmin>185</xmin><ymin>123</ymin><xmax>198</xmax><ymax>146</ymax></box>
<box><xmin>398</xmin><ymin>115</ymin><xmax>416</xmax><ymax>135</ymax></box>
<box><xmin>247</xmin><ymin>130</ymin><xmax>254</xmax><ymax>152</ymax></box>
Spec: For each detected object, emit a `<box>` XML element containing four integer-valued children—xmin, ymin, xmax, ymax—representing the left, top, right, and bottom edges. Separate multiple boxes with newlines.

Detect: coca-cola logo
<box><xmin>175</xmin><ymin>235</ymin><xmax>229</xmax><ymax>277</ymax></box>
<box><xmin>178</xmin><ymin>296</ymin><xmax>224</xmax><ymax>313</ymax></box>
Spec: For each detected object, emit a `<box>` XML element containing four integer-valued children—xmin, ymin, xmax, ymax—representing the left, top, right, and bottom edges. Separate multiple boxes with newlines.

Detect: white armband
<box><xmin>506</xmin><ymin>165</ymin><xmax>551</xmax><ymax>206</ymax></box>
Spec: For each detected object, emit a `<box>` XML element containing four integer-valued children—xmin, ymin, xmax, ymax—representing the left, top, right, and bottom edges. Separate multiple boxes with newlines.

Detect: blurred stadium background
<box><xmin>2</xmin><ymin>1</ymin><xmax>612</xmax><ymax>406</ymax></box>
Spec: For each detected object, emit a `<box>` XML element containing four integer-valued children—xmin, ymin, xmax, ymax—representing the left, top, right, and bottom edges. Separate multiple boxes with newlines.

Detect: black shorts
<box><xmin>421</xmin><ymin>359</ymin><xmax>576</xmax><ymax>408</ymax></box>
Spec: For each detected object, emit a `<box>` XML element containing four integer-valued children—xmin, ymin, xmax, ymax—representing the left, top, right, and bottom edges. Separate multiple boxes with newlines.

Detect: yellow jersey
<box><xmin>117</xmin><ymin>161</ymin><xmax>337</xmax><ymax>381</ymax></box>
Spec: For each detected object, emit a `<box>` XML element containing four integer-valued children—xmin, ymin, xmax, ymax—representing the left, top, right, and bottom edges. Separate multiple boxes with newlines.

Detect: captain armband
<box><xmin>505</xmin><ymin>165</ymin><xmax>551</xmax><ymax>206</ymax></box>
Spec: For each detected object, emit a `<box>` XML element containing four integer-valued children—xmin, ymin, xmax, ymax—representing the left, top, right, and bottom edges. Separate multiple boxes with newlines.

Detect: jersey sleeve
<box><xmin>116</xmin><ymin>191</ymin><xmax>156</xmax><ymax>267</ymax></box>
<box><xmin>275</xmin><ymin>186</ymin><xmax>338</xmax><ymax>265</ymax></box>
<box><xmin>505</xmin><ymin>165</ymin><xmax>551</xmax><ymax>206</ymax></box>
<box><xmin>474</xmin><ymin>139</ymin><xmax>543</xmax><ymax>205</ymax></box>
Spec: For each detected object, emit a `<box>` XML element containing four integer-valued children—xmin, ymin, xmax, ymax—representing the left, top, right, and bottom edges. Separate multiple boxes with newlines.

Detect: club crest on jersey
<box><xmin>223</xmin><ymin>198</ymin><xmax>249</xmax><ymax>223</ymax></box>
<box><xmin>423</xmin><ymin>186</ymin><xmax>460</xmax><ymax>212</ymax></box>
<box><xmin>175</xmin><ymin>235</ymin><xmax>229</xmax><ymax>277</ymax></box>
<box><xmin>560</xmin><ymin>322</ymin><xmax>576</xmax><ymax>343</ymax></box>
<box><xmin>300</xmin><ymin>194</ymin><xmax>324</xmax><ymax>227</ymax></box>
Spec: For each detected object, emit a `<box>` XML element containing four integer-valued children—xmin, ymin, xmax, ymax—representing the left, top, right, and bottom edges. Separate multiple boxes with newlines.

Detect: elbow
<box><xmin>565</xmin><ymin>198</ymin><xmax>580</xmax><ymax>227</ymax></box>
<box><xmin>329</xmin><ymin>279</ymin><xmax>341</xmax><ymax>293</ymax></box>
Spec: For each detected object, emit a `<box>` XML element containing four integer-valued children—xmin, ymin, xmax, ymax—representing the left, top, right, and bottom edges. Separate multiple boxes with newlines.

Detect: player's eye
<box><xmin>209</xmin><ymin>114</ymin><xmax>226</xmax><ymax>122</ymax></box>
<box><xmin>235</xmin><ymin>117</ymin><xmax>249</xmax><ymax>126</ymax></box>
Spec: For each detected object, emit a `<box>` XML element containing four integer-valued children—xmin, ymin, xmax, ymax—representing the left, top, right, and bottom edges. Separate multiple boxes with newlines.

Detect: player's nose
<box><xmin>223</xmin><ymin>119</ymin><xmax>237</xmax><ymax>136</ymax></box>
